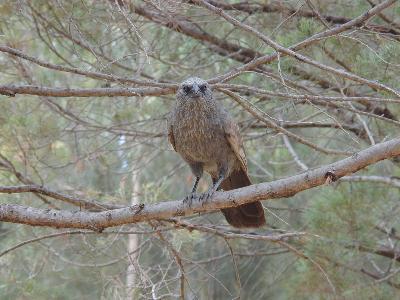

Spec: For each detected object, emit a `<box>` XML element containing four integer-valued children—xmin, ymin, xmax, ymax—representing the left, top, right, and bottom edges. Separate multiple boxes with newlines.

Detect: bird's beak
<box><xmin>192</xmin><ymin>84</ymin><xmax>200</xmax><ymax>97</ymax></box>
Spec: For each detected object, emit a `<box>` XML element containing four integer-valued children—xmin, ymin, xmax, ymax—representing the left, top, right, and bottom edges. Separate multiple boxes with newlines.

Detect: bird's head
<box><xmin>176</xmin><ymin>77</ymin><xmax>212</xmax><ymax>104</ymax></box>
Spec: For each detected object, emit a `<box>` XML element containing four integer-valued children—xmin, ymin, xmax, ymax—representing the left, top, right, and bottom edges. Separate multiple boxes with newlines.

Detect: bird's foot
<box><xmin>198</xmin><ymin>189</ymin><xmax>216</xmax><ymax>206</ymax></box>
<box><xmin>183</xmin><ymin>192</ymin><xmax>198</xmax><ymax>207</ymax></box>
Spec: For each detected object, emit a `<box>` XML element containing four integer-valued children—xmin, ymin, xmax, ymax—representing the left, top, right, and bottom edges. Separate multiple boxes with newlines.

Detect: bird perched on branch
<box><xmin>168</xmin><ymin>77</ymin><xmax>265</xmax><ymax>228</ymax></box>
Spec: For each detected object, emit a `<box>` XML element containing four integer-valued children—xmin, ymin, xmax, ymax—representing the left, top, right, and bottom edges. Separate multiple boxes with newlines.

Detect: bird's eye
<box><xmin>199</xmin><ymin>84</ymin><xmax>207</xmax><ymax>93</ymax></box>
<box><xmin>183</xmin><ymin>85</ymin><xmax>191</xmax><ymax>94</ymax></box>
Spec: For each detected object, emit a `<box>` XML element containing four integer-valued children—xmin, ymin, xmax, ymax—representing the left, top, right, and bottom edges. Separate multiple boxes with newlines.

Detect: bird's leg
<box><xmin>199</xmin><ymin>172</ymin><xmax>225</xmax><ymax>204</ymax></box>
<box><xmin>191</xmin><ymin>176</ymin><xmax>200</xmax><ymax>193</ymax></box>
<box><xmin>183</xmin><ymin>162</ymin><xmax>203</xmax><ymax>207</ymax></box>
<box><xmin>183</xmin><ymin>176</ymin><xmax>200</xmax><ymax>207</ymax></box>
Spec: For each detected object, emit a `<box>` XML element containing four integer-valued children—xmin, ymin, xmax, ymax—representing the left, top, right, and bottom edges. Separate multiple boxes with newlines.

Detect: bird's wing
<box><xmin>168</xmin><ymin>125</ymin><xmax>177</xmax><ymax>152</ymax></box>
<box><xmin>224</xmin><ymin>117</ymin><xmax>248</xmax><ymax>172</ymax></box>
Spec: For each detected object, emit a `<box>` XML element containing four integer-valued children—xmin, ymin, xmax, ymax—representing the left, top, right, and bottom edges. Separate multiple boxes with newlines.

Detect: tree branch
<box><xmin>0</xmin><ymin>185</ymin><xmax>121</xmax><ymax>210</ymax></box>
<box><xmin>0</xmin><ymin>46</ymin><xmax>177</xmax><ymax>88</ymax></box>
<box><xmin>196</xmin><ymin>0</ymin><xmax>400</xmax><ymax>97</ymax></box>
<box><xmin>0</xmin><ymin>137</ymin><xmax>399</xmax><ymax>230</ymax></box>
<box><xmin>0</xmin><ymin>84</ymin><xmax>174</xmax><ymax>97</ymax></box>
<box><xmin>204</xmin><ymin>0</ymin><xmax>400</xmax><ymax>36</ymax></box>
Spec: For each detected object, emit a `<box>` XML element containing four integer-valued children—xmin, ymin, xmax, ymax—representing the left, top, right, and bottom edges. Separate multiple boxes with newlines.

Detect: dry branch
<box><xmin>195</xmin><ymin>0</ymin><xmax>400</xmax><ymax>97</ymax></box>
<box><xmin>0</xmin><ymin>46</ymin><xmax>176</xmax><ymax>88</ymax></box>
<box><xmin>0</xmin><ymin>137</ymin><xmax>399</xmax><ymax>230</ymax></box>
<box><xmin>205</xmin><ymin>0</ymin><xmax>400</xmax><ymax>36</ymax></box>
<box><xmin>0</xmin><ymin>84</ymin><xmax>174</xmax><ymax>97</ymax></box>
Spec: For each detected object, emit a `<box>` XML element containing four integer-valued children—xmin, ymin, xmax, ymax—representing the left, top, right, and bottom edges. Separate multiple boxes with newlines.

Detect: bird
<box><xmin>167</xmin><ymin>77</ymin><xmax>266</xmax><ymax>228</ymax></box>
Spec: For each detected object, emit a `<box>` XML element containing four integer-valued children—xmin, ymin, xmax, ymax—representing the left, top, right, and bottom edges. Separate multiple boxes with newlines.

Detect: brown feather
<box><xmin>218</xmin><ymin>169</ymin><xmax>266</xmax><ymax>228</ymax></box>
<box><xmin>221</xmin><ymin>116</ymin><xmax>265</xmax><ymax>228</ymax></box>
<box><xmin>168</xmin><ymin>125</ymin><xmax>177</xmax><ymax>151</ymax></box>
<box><xmin>224</xmin><ymin>118</ymin><xmax>248</xmax><ymax>172</ymax></box>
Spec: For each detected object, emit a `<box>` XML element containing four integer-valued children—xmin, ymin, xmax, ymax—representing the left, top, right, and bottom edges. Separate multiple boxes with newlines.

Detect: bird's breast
<box><xmin>172</xmin><ymin>106</ymin><xmax>229</xmax><ymax>164</ymax></box>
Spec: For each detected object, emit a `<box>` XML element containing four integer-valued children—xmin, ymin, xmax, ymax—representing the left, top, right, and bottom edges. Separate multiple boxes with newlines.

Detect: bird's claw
<box><xmin>198</xmin><ymin>190</ymin><xmax>215</xmax><ymax>206</ymax></box>
<box><xmin>184</xmin><ymin>189</ymin><xmax>216</xmax><ymax>208</ymax></box>
<box><xmin>183</xmin><ymin>192</ymin><xmax>198</xmax><ymax>207</ymax></box>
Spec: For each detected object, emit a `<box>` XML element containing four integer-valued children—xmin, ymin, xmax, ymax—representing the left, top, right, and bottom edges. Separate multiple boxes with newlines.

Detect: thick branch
<box><xmin>0</xmin><ymin>138</ymin><xmax>399</xmax><ymax>230</ymax></box>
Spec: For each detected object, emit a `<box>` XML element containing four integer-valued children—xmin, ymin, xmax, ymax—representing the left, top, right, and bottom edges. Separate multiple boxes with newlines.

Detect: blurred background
<box><xmin>0</xmin><ymin>0</ymin><xmax>400</xmax><ymax>298</ymax></box>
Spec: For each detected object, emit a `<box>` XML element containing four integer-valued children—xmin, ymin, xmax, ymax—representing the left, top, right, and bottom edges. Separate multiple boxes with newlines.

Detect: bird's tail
<box><xmin>219</xmin><ymin>168</ymin><xmax>266</xmax><ymax>228</ymax></box>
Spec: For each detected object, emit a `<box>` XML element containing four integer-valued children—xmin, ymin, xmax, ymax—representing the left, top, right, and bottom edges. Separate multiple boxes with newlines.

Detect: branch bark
<box><xmin>0</xmin><ymin>137</ymin><xmax>399</xmax><ymax>230</ymax></box>
<box><xmin>0</xmin><ymin>84</ymin><xmax>174</xmax><ymax>97</ymax></box>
